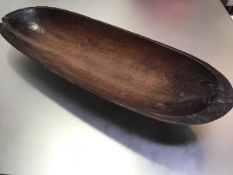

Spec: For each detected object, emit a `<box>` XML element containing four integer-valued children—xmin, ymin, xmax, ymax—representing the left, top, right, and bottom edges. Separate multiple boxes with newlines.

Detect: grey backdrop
<box><xmin>0</xmin><ymin>0</ymin><xmax>233</xmax><ymax>175</ymax></box>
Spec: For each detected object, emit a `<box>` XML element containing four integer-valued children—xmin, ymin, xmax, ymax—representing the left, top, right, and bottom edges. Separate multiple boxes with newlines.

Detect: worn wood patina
<box><xmin>1</xmin><ymin>7</ymin><xmax>232</xmax><ymax>124</ymax></box>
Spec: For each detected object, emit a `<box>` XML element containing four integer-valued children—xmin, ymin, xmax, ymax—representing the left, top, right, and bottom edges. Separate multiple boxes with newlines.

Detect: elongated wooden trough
<box><xmin>1</xmin><ymin>7</ymin><xmax>232</xmax><ymax>124</ymax></box>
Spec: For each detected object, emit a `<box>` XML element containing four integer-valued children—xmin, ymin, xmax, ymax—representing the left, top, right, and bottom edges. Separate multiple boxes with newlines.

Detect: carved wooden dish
<box><xmin>1</xmin><ymin>7</ymin><xmax>232</xmax><ymax>124</ymax></box>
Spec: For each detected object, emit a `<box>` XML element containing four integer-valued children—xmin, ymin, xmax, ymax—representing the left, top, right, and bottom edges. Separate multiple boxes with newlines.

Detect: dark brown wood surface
<box><xmin>1</xmin><ymin>7</ymin><xmax>232</xmax><ymax>124</ymax></box>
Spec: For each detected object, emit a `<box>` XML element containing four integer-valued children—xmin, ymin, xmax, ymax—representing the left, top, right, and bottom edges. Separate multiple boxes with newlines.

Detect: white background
<box><xmin>0</xmin><ymin>0</ymin><xmax>233</xmax><ymax>175</ymax></box>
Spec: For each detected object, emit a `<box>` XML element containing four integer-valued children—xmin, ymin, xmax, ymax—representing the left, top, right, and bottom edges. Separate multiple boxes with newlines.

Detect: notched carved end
<box><xmin>1</xmin><ymin>16</ymin><xmax>9</xmax><ymax>34</ymax></box>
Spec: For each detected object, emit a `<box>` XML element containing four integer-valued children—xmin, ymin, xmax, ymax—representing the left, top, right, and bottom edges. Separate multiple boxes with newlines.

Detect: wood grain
<box><xmin>1</xmin><ymin>7</ymin><xmax>232</xmax><ymax>124</ymax></box>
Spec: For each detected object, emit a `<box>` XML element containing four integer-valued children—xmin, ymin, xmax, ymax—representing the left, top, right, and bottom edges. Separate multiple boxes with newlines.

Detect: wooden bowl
<box><xmin>1</xmin><ymin>7</ymin><xmax>232</xmax><ymax>124</ymax></box>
